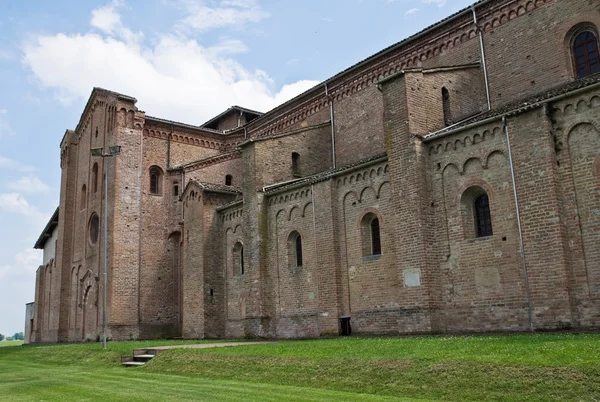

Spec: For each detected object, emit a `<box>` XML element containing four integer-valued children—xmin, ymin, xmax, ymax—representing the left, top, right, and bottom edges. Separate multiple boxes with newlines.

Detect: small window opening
<box><xmin>92</xmin><ymin>163</ymin><xmax>99</xmax><ymax>193</ymax></box>
<box><xmin>292</xmin><ymin>152</ymin><xmax>300</xmax><ymax>177</ymax></box>
<box><xmin>573</xmin><ymin>30</ymin><xmax>600</xmax><ymax>78</ymax></box>
<box><xmin>233</xmin><ymin>242</ymin><xmax>244</xmax><ymax>275</ymax></box>
<box><xmin>370</xmin><ymin>218</ymin><xmax>382</xmax><ymax>256</ymax></box>
<box><xmin>81</xmin><ymin>184</ymin><xmax>87</xmax><ymax>210</ymax></box>
<box><xmin>149</xmin><ymin>166</ymin><xmax>163</xmax><ymax>195</ymax></box>
<box><xmin>173</xmin><ymin>184</ymin><xmax>179</xmax><ymax>196</ymax></box>
<box><xmin>240</xmin><ymin>247</ymin><xmax>244</xmax><ymax>275</ymax></box>
<box><xmin>295</xmin><ymin>235</ymin><xmax>303</xmax><ymax>267</ymax></box>
<box><xmin>225</xmin><ymin>175</ymin><xmax>232</xmax><ymax>186</ymax></box>
<box><xmin>361</xmin><ymin>213</ymin><xmax>382</xmax><ymax>257</ymax></box>
<box><xmin>288</xmin><ymin>231</ymin><xmax>303</xmax><ymax>268</ymax></box>
<box><xmin>442</xmin><ymin>87</ymin><xmax>451</xmax><ymax>126</ymax></box>
<box><xmin>474</xmin><ymin>193</ymin><xmax>493</xmax><ymax>237</ymax></box>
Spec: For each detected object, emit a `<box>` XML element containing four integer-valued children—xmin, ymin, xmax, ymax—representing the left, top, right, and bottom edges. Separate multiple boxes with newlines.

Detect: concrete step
<box><xmin>122</xmin><ymin>361</ymin><xmax>146</xmax><ymax>367</ymax></box>
<box><xmin>134</xmin><ymin>354</ymin><xmax>155</xmax><ymax>359</ymax></box>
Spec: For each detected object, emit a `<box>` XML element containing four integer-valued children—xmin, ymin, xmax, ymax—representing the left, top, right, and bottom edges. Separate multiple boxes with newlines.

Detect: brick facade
<box><xmin>32</xmin><ymin>0</ymin><xmax>600</xmax><ymax>342</ymax></box>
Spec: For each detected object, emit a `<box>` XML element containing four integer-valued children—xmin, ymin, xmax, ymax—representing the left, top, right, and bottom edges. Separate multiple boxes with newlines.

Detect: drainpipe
<box><xmin>325</xmin><ymin>84</ymin><xmax>336</xmax><ymax>169</ymax></box>
<box><xmin>472</xmin><ymin>6</ymin><xmax>491</xmax><ymax>111</ymax></box>
<box><xmin>503</xmin><ymin>116</ymin><xmax>534</xmax><ymax>332</ymax></box>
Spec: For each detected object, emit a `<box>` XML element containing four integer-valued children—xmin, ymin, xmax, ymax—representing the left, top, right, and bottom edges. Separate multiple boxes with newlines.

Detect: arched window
<box><xmin>288</xmin><ymin>231</ymin><xmax>303</xmax><ymax>268</ymax></box>
<box><xmin>474</xmin><ymin>194</ymin><xmax>493</xmax><ymax>237</ymax></box>
<box><xmin>149</xmin><ymin>166</ymin><xmax>163</xmax><ymax>195</ymax></box>
<box><xmin>292</xmin><ymin>152</ymin><xmax>300</xmax><ymax>177</ymax></box>
<box><xmin>233</xmin><ymin>242</ymin><xmax>244</xmax><ymax>275</ymax></box>
<box><xmin>573</xmin><ymin>30</ymin><xmax>600</xmax><ymax>78</ymax></box>
<box><xmin>92</xmin><ymin>163</ymin><xmax>99</xmax><ymax>193</ymax></box>
<box><xmin>442</xmin><ymin>87</ymin><xmax>451</xmax><ymax>126</ymax></box>
<box><xmin>81</xmin><ymin>184</ymin><xmax>87</xmax><ymax>210</ymax></box>
<box><xmin>225</xmin><ymin>175</ymin><xmax>233</xmax><ymax>186</ymax></box>
<box><xmin>361</xmin><ymin>213</ymin><xmax>382</xmax><ymax>257</ymax></box>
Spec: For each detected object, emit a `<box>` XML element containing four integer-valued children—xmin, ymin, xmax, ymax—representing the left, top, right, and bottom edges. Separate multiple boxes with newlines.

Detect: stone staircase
<box><xmin>120</xmin><ymin>341</ymin><xmax>276</xmax><ymax>367</ymax></box>
<box><xmin>120</xmin><ymin>349</ymin><xmax>157</xmax><ymax>367</ymax></box>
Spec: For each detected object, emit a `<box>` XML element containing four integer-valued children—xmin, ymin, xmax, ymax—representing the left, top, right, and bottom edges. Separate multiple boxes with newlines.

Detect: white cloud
<box><xmin>0</xmin><ymin>249</ymin><xmax>41</xmax><ymax>286</ymax></box>
<box><xmin>0</xmin><ymin>156</ymin><xmax>34</xmax><ymax>172</ymax></box>
<box><xmin>405</xmin><ymin>8</ymin><xmax>419</xmax><ymax>16</ymax></box>
<box><xmin>207</xmin><ymin>38</ymin><xmax>249</xmax><ymax>55</ymax></box>
<box><xmin>0</xmin><ymin>193</ymin><xmax>49</xmax><ymax>226</ymax></box>
<box><xmin>91</xmin><ymin>2</ymin><xmax>122</xmax><ymax>34</ymax></box>
<box><xmin>177</xmin><ymin>0</ymin><xmax>270</xmax><ymax>33</ymax></box>
<box><xmin>22</xmin><ymin>2</ymin><xmax>320</xmax><ymax>125</ymax></box>
<box><xmin>90</xmin><ymin>0</ymin><xmax>143</xmax><ymax>44</ymax></box>
<box><xmin>0</xmin><ymin>109</ymin><xmax>15</xmax><ymax>137</ymax></box>
<box><xmin>7</xmin><ymin>176</ymin><xmax>51</xmax><ymax>194</ymax></box>
<box><xmin>422</xmin><ymin>0</ymin><xmax>446</xmax><ymax>7</ymax></box>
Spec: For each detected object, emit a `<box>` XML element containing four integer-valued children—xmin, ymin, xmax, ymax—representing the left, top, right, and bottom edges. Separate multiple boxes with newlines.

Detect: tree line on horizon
<box><xmin>0</xmin><ymin>332</ymin><xmax>24</xmax><ymax>341</ymax></box>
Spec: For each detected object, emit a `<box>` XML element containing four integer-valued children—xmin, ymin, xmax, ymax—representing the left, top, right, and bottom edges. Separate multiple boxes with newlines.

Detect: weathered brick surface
<box><xmin>32</xmin><ymin>0</ymin><xmax>600</xmax><ymax>342</ymax></box>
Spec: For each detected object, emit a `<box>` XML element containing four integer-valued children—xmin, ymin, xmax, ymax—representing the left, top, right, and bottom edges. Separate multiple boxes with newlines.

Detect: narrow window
<box><xmin>233</xmin><ymin>242</ymin><xmax>244</xmax><ymax>275</ymax></box>
<box><xmin>240</xmin><ymin>247</ymin><xmax>244</xmax><ymax>275</ymax></box>
<box><xmin>474</xmin><ymin>194</ymin><xmax>493</xmax><ymax>237</ymax></box>
<box><xmin>225</xmin><ymin>175</ymin><xmax>232</xmax><ymax>186</ymax></box>
<box><xmin>292</xmin><ymin>152</ymin><xmax>300</xmax><ymax>177</ymax></box>
<box><xmin>173</xmin><ymin>184</ymin><xmax>179</xmax><ymax>196</ymax></box>
<box><xmin>361</xmin><ymin>213</ymin><xmax>382</xmax><ymax>257</ymax></box>
<box><xmin>573</xmin><ymin>31</ymin><xmax>600</xmax><ymax>78</ymax></box>
<box><xmin>295</xmin><ymin>235</ymin><xmax>303</xmax><ymax>267</ymax></box>
<box><xmin>370</xmin><ymin>218</ymin><xmax>381</xmax><ymax>255</ymax></box>
<box><xmin>442</xmin><ymin>87</ymin><xmax>451</xmax><ymax>126</ymax></box>
<box><xmin>288</xmin><ymin>232</ymin><xmax>303</xmax><ymax>268</ymax></box>
<box><xmin>92</xmin><ymin>163</ymin><xmax>99</xmax><ymax>193</ymax></box>
<box><xmin>81</xmin><ymin>184</ymin><xmax>87</xmax><ymax>210</ymax></box>
<box><xmin>149</xmin><ymin>166</ymin><xmax>163</xmax><ymax>195</ymax></box>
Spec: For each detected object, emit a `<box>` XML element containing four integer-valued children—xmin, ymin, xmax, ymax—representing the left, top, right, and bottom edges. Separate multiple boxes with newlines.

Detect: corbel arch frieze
<box><xmin>438</xmin><ymin>147</ymin><xmax>504</xmax><ymax>175</ymax></box>
<box><xmin>428</xmin><ymin>126</ymin><xmax>500</xmax><ymax>157</ymax></box>
<box><xmin>552</xmin><ymin>94</ymin><xmax>600</xmax><ymax>119</ymax></box>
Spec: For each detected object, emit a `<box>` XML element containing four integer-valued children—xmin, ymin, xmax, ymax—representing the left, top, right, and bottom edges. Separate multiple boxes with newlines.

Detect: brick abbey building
<box><xmin>30</xmin><ymin>0</ymin><xmax>600</xmax><ymax>342</ymax></box>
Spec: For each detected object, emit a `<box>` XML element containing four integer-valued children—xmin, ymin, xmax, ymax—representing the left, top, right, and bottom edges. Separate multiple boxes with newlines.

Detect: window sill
<box><xmin>363</xmin><ymin>254</ymin><xmax>382</xmax><ymax>262</ymax></box>
<box><xmin>466</xmin><ymin>235</ymin><xmax>492</xmax><ymax>243</ymax></box>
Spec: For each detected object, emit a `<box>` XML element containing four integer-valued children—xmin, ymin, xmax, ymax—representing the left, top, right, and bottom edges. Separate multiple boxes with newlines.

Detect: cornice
<box><xmin>174</xmin><ymin>150</ymin><xmax>242</xmax><ymax>173</ymax></box>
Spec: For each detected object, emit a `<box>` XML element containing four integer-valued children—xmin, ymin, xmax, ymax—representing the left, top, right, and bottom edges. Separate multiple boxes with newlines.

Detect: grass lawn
<box><xmin>1</xmin><ymin>334</ymin><xmax>599</xmax><ymax>401</ymax></box>
<box><xmin>0</xmin><ymin>340</ymin><xmax>23</xmax><ymax>347</ymax></box>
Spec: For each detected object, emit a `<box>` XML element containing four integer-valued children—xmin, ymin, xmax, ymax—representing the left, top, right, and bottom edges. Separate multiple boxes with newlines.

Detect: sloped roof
<box><xmin>425</xmin><ymin>72</ymin><xmax>600</xmax><ymax>140</ymax></box>
<box><xmin>182</xmin><ymin>180</ymin><xmax>242</xmax><ymax>197</ymax></box>
<box><xmin>34</xmin><ymin>207</ymin><xmax>59</xmax><ymax>249</ymax></box>
<box><xmin>201</xmin><ymin>106</ymin><xmax>263</xmax><ymax>129</ymax></box>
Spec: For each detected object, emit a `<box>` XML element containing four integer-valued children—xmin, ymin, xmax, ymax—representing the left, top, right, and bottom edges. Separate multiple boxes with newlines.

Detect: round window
<box><xmin>89</xmin><ymin>214</ymin><xmax>100</xmax><ymax>245</ymax></box>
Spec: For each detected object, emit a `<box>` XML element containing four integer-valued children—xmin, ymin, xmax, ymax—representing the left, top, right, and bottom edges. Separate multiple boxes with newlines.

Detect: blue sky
<box><xmin>0</xmin><ymin>0</ymin><xmax>473</xmax><ymax>336</ymax></box>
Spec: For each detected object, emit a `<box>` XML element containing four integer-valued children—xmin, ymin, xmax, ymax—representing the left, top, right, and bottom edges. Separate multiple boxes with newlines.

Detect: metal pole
<box><xmin>102</xmin><ymin>156</ymin><xmax>108</xmax><ymax>349</ymax></box>
<box><xmin>503</xmin><ymin>117</ymin><xmax>534</xmax><ymax>332</ymax></box>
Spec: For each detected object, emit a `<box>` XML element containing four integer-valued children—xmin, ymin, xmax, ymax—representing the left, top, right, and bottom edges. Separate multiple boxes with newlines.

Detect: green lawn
<box><xmin>1</xmin><ymin>334</ymin><xmax>599</xmax><ymax>401</ymax></box>
<box><xmin>0</xmin><ymin>340</ymin><xmax>23</xmax><ymax>347</ymax></box>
